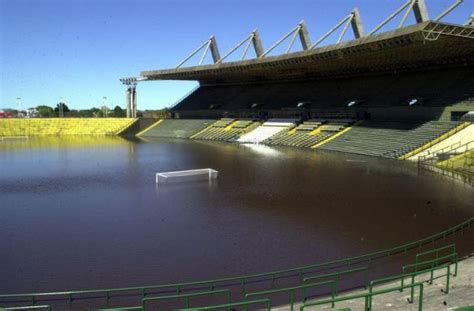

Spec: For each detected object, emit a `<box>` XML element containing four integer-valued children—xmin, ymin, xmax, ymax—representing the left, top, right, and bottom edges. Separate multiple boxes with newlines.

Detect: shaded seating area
<box><xmin>319</xmin><ymin>121</ymin><xmax>463</xmax><ymax>158</ymax></box>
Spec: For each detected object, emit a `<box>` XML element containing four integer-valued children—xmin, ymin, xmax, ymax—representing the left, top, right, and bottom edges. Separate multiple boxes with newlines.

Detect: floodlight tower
<box><xmin>120</xmin><ymin>77</ymin><xmax>146</xmax><ymax>118</ymax></box>
<box><xmin>58</xmin><ymin>97</ymin><xmax>64</xmax><ymax>118</ymax></box>
<box><xmin>102</xmin><ymin>96</ymin><xmax>108</xmax><ymax>117</ymax></box>
<box><xmin>16</xmin><ymin>97</ymin><xmax>21</xmax><ymax>117</ymax></box>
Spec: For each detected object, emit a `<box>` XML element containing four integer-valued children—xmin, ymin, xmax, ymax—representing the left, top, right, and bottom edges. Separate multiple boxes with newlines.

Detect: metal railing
<box><xmin>176</xmin><ymin>298</ymin><xmax>271</xmax><ymax>311</ymax></box>
<box><xmin>371</xmin><ymin>263</ymin><xmax>452</xmax><ymax>305</ymax></box>
<box><xmin>300</xmin><ymin>282</ymin><xmax>424</xmax><ymax>311</ymax></box>
<box><xmin>1</xmin><ymin>218</ymin><xmax>472</xmax><ymax>308</ymax></box>
<box><xmin>244</xmin><ymin>280</ymin><xmax>337</xmax><ymax>311</ymax></box>
<box><xmin>303</xmin><ymin>266</ymin><xmax>368</xmax><ymax>295</ymax></box>
<box><xmin>142</xmin><ymin>289</ymin><xmax>231</xmax><ymax>310</ymax></box>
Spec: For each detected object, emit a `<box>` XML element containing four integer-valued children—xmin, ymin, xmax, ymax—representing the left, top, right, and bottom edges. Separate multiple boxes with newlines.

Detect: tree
<box><xmin>54</xmin><ymin>103</ymin><xmax>70</xmax><ymax>112</ymax></box>
<box><xmin>112</xmin><ymin>105</ymin><xmax>125</xmax><ymax>117</ymax></box>
<box><xmin>37</xmin><ymin>105</ymin><xmax>54</xmax><ymax>117</ymax></box>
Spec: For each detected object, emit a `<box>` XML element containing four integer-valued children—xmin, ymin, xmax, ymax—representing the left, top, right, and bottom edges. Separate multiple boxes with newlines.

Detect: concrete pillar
<box><xmin>252</xmin><ymin>30</ymin><xmax>264</xmax><ymax>58</ymax></box>
<box><xmin>413</xmin><ymin>0</ymin><xmax>429</xmax><ymax>23</ymax></box>
<box><xmin>351</xmin><ymin>8</ymin><xmax>365</xmax><ymax>38</ymax></box>
<box><xmin>132</xmin><ymin>87</ymin><xmax>137</xmax><ymax>118</ymax></box>
<box><xmin>126</xmin><ymin>87</ymin><xmax>131</xmax><ymax>118</ymax></box>
<box><xmin>298</xmin><ymin>21</ymin><xmax>312</xmax><ymax>50</ymax></box>
<box><xmin>209</xmin><ymin>36</ymin><xmax>221</xmax><ymax>64</ymax></box>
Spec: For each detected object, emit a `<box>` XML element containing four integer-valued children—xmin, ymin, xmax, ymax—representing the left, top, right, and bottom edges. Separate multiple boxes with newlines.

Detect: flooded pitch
<box><xmin>1</xmin><ymin>137</ymin><xmax>473</xmax><ymax>295</ymax></box>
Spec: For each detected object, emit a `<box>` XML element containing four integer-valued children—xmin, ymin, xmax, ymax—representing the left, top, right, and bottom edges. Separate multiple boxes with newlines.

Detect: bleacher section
<box><xmin>139</xmin><ymin>119</ymin><xmax>215</xmax><ymax>138</ymax></box>
<box><xmin>191</xmin><ymin>118</ymin><xmax>259</xmax><ymax>142</ymax></box>
<box><xmin>264</xmin><ymin>119</ymin><xmax>353</xmax><ymax>148</ymax></box>
<box><xmin>0</xmin><ymin>118</ymin><xmax>137</xmax><ymax>136</ymax></box>
<box><xmin>237</xmin><ymin>119</ymin><xmax>295</xmax><ymax>144</ymax></box>
<box><xmin>173</xmin><ymin>66</ymin><xmax>473</xmax><ymax>111</ymax></box>
<box><xmin>318</xmin><ymin>121</ymin><xmax>462</xmax><ymax>158</ymax></box>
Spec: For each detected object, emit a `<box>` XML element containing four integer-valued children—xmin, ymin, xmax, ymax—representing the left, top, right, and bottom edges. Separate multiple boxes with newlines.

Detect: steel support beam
<box><xmin>413</xmin><ymin>0</ymin><xmax>429</xmax><ymax>23</ymax></box>
<box><xmin>351</xmin><ymin>8</ymin><xmax>364</xmax><ymax>38</ymax></box>
<box><xmin>465</xmin><ymin>14</ymin><xmax>474</xmax><ymax>26</ymax></box>
<box><xmin>209</xmin><ymin>36</ymin><xmax>221</xmax><ymax>64</ymax></box>
<box><xmin>298</xmin><ymin>21</ymin><xmax>312</xmax><ymax>50</ymax></box>
<box><xmin>252</xmin><ymin>30</ymin><xmax>264</xmax><ymax>57</ymax></box>
<box><xmin>132</xmin><ymin>87</ymin><xmax>137</xmax><ymax>118</ymax></box>
<box><xmin>435</xmin><ymin>0</ymin><xmax>463</xmax><ymax>21</ymax></box>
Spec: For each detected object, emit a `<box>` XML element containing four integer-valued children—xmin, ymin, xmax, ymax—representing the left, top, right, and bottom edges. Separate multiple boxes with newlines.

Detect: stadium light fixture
<box><xmin>408</xmin><ymin>98</ymin><xmax>419</xmax><ymax>106</ymax></box>
<box><xmin>347</xmin><ymin>100</ymin><xmax>364</xmax><ymax>107</ymax></box>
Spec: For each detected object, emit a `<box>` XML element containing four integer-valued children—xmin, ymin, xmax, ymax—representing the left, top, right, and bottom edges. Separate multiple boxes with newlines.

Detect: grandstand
<box><xmin>317</xmin><ymin>120</ymin><xmax>466</xmax><ymax>158</ymax></box>
<box><xmin>0</xmin><ymin>118</ymin><xmax>137</xmax><ymax>136</ymax></box>
<box><xmin>190</xmin><ymin>119</ymin><xmax>259</xmax><ymax>142</ymax></box>
<box><xmin>138</xmin><ymin>119</ymin><xmax>214</xmax><ymax>139</ymax></box>
<box><xmin>238</xmin><ymin>119</ymin><xmax>295</xmax><ymax>144</ymax></box>
<box><xmin>264</xmin><ymin>120</ymin><xmax>353</xmax><ymax>148</ymax></box>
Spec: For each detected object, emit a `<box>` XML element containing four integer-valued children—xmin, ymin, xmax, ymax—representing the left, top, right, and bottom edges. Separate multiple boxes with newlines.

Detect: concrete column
<box><xmin>126</xmin><ymin>87</ymin><xmax>131</xmax><ymax>118</ymax></box>
<box><xmin>252</xmin><ymin>30</ymin><xmax>264</xmax><ymax>58</ymax></box>
<box><xmin>413</xmin><ymin>0</ymin><xmax>429</xmax><ymax>23</ymax></box>
<box><xmin>132</xmin><ymin>87</ymin><xmax>137</xmax><ymax>118</ymax></box>
<box><xmin>209</xmin><ymin>36</ymin><xmax>221</xmax><ymax>64</ymax></box>
<box><xmin>351</xmin><ymin>8</ymin><xmax>365</xmax><ymax>38</ymax></box>
<box><xmin>298</xmin><ymin>21</ymin><xmax>312</xmax><ymax>50</ymax></box>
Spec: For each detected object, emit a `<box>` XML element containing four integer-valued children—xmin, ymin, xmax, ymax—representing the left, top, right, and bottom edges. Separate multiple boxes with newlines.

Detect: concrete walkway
<box><xmin>274</xmin><ymin>255</ymin><xmax>474</xmax><ymax>310</ymax></box>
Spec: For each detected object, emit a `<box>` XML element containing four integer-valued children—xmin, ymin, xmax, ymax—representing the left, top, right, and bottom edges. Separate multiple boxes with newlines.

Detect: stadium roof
<box><xmin>141</xmin><ymin>21</ymin><xmax>474</xmax><ymax>84</ymax></box>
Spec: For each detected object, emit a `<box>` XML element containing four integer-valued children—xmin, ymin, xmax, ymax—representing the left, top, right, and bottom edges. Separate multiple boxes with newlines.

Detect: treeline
<box><xmin>36</xmin><ymin>104</ymin><xmax>127</xmax><ymax>118</ymax></box>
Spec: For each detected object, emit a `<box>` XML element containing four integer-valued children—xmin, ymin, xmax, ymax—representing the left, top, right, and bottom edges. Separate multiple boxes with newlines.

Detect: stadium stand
<box><xmin>0</xmin><ymin>118</ymin><xmax>137</xmax><ymax>136</ymax></box>
<box><xmin>317</xmin><ymin>120</ymin><xmax>464</xmax><ymax>158</ymax></box>
<box><xmin>264</xmin><ymin>119</ymin><xmax>354</xmax><ymax>148</ymax></box>
<box><xmin>172</xmin><ymin>67</ymin><xmax>473</xmax><ymax>112</ymax></box>
<box><xmin>191</xmin><ymin>118</ymin><xmax>259</xmax><ymax>142</ymax></box>
<box><xmin>138</xmin><ymin>119</ymin><xmax>215</xmax><ymax>138</ymax></box>
<box><xmin>238</xmin><ymin>119</ymin><xmax>295</xmax><ymax>143</ymax></box>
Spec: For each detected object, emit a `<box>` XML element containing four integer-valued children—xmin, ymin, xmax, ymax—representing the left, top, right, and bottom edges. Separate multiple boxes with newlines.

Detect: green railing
<box><xmin>244</xmin><ymin>280</ymin><xmax>337</xmax><ymax>311</ymax></box>
<box><xmin>402</xmin><ymin>253</ymin><xmax>457</xmax><ymax>289</ymax></box>
<box><xmin>300</xmin><ymin>282</ymin><xmax>424</xmax><ymax>311</ymax></box>
<box><xmin>303</xmin><ymin>266</ymin><xmax>368</xmax><ymax>295</ymax></box>
<box><xmin>2</xmin><ymin>306</ymin><xmax>51</xmax><ymax>311</ymax></box>
<box><xmin>142</xmin><ymin>289</ymin><xmax>231</xmax><ymax>310</ymax></box>
<box><xmin>96</xmin><ymin>307</ymin><xmax>143</xmax><ymax>311</ymax></box>
<box><xmin>415</xmin><ymin>244</ymin><xmax>457</xmax><ymax>276</ymax></box>
<box><xmin>1</xmin><ymin>218</ymin><xmax>472</xmax><ymax>307</ymax></box>
<box><xmin>176</xmin><ymin>298</ymin><xmax>271</xmax><ymax>311</ymax></box>
<box><xmin>369</xmin><ymin>263</ymin><xmax>451</xmax><ymax>305</ymax></box>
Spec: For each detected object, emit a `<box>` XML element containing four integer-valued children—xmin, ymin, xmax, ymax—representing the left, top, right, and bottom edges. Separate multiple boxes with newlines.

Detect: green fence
<box><xmin>369</xmin><ymin>263</ymin><xmax>451</xmax><ymax>305</ymax></box>
<box><xmin>303</xmin><ymin>266</ymin><xmax>369</xmax><ymax>295</ymax></box>
<box><xmin>402</xmin><ymin>253</ymin><xmax>457</xmax><ymax>289</ymax></box>
<box><xmin>2</xmin><ymin>306</ymin><xmax>52</xmax><ymax>311</ymax></box>
<box><xmin>175</xmin><ymin>298</ymin><xmax>271</xmax><ymax>311</ymax></box>
<box><xmin>244</xmin><ymin>280</ymin><xmax>337</xmax><ymax>311</ymax></box>
<box><xmin>142</xmin><ymin>289</ymin><xmax>231</xmax><ymax>310</ymax></box>
<box><xmin>300</xmin><ymin>282</ymin><xmax>424</xmax><ymax>311</ymax></box>
<box><xmin>415</xmin><ymin>244</ymin><xmax>458</xmax><ymax>276</ymax></box>
<box><xmin>0</xmin><ymin>218</ymin><xmax>472</xmax><ymax>308</ymax></box>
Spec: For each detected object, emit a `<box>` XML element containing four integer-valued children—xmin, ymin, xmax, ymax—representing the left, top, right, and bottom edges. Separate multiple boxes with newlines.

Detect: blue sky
<box><xmin>0</xmin><ymin>0</ymin><xmax>472</xmax><ymax>111</ymax></box>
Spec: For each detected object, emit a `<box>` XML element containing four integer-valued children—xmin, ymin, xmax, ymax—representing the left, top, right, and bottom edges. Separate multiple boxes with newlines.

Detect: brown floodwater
<box><xmin>0</xmin><ymin>136</ymin><xmax>473</xmax><ymax>308</ymax></box>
